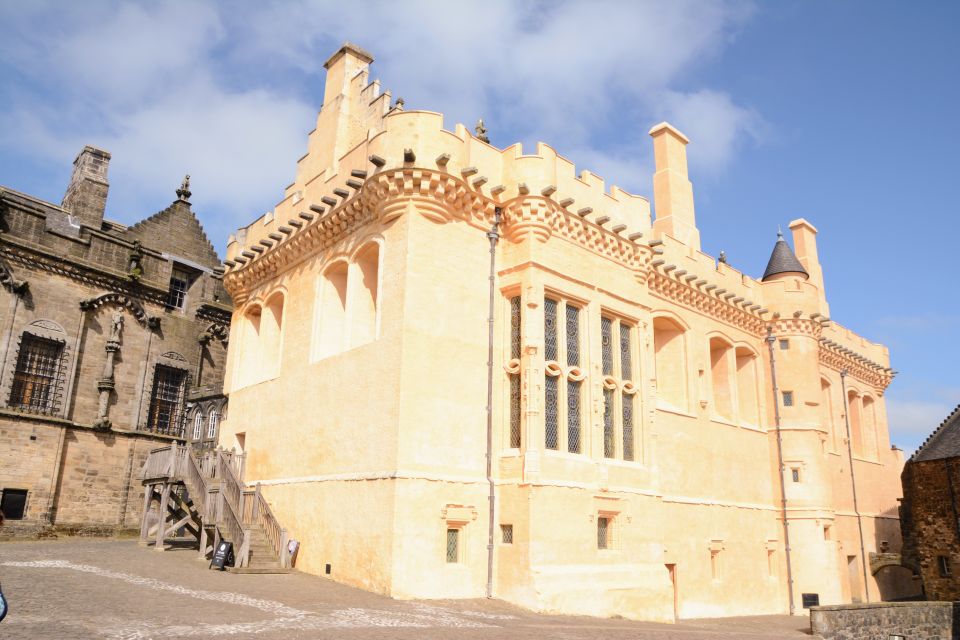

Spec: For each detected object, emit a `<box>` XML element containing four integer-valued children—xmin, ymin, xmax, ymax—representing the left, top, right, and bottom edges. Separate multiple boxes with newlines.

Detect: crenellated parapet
<box><xmin>818</xmin><ymin>337</ymin><xmax>895</xmax><ymax>392</ymax></box>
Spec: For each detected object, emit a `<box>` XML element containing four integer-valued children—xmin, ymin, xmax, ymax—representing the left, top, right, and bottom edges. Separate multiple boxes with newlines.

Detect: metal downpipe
<box><xmin>840</xmin><ymin>370</ymin><xmax>871</xmax><ymax>603</ymax></box>
<box><xmin>484</xmin><ymin>207</ymin><xmax>502</xmax><ymax>599</ymax></box>
<box><xmin>766</xmin><ymin>327</ymin><xmax>796</xmax><ymax>615</ymax></box>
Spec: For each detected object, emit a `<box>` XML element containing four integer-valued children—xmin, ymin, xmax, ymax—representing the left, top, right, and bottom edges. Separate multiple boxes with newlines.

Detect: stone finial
<box><xmin>475</xmin><ymin>119</ymin><xmax>490</xmax><ymax>144</ymax></box>
<box><xmin>176</xmin><ymin>174</ymin><xmax>192</xmax><ymax>202</ymax></box>
<box><xmin>393</xmin><ymin>97</ymin><xmax>405</xmax><ymax>111</ymax></box>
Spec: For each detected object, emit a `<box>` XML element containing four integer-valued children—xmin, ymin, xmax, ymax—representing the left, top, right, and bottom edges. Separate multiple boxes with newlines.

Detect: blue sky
<box><xmin>1</xmin><ymin>1</ymin><xmax>957</xmax><ymax>452</ymax></box>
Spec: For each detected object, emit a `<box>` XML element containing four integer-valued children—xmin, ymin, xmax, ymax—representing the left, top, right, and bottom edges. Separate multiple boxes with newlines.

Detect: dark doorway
<box><xmin>1</xmin><ymin>488</ymin><xmax>28</xmax><ymax>520</ymax></box>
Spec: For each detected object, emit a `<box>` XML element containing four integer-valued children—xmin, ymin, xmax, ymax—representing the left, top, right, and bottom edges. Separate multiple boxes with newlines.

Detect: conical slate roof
<box><xmin>761</xmin><ymin>232</ymin><xmax>809</xmax><ymax>281</ymax></box>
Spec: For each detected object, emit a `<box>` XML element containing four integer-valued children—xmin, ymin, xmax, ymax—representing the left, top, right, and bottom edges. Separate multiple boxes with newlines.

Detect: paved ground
<box><xmin>0</xmin><ymin>539</ymin><xmax>812</xmax><ymax>639</ymax></box>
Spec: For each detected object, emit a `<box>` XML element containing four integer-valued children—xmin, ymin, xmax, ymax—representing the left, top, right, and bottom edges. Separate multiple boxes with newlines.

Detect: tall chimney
<box><xmin>649</xmin><ymin>122</ymin><xmax>700</xmax><ymax>250</ymax></box>
<box><xmin>315</xmin><ymin>42</ymin><xmax>375</xmax><ymax>172</ymax></box>
<box><xmin>62</xmin><ymin>145</ymin><xmax>110</xmax><ymax>228</ymax></box>
<box><xmin>789</xmin><ymin>218</ymin><xmax>829</xmax><ymax>316</ymax></box>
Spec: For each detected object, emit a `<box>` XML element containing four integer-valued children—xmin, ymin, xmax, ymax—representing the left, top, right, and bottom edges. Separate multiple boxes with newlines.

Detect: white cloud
<box><xmin>0</xmin><ymin>0</ymin><xmax>761</xmax><ymax>249</ymax></box>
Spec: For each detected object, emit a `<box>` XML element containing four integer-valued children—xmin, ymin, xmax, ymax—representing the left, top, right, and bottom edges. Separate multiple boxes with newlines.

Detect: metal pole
<box><xmin>840</xmin><ymin>370</ymin><xmax>871</xmax><ymax>602</ymax></box>
<box><xmin>484</xmin><ymin>207</ymin><xmax>502</xmax><ymax>599</ymax></box>
<box><xmin>766</xmin><ymin>327</ymin><xmax>795</xmax><ymax>615</ymax></box>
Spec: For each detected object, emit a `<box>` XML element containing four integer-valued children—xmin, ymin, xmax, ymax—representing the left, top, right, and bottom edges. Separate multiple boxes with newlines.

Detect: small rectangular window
<box><xmin>823</xmin><ymin>525</ymin><xmax>832</xmax><ymax>541</ymax></box>
<box><xmin>938</xmin><ymin>555</ymin><xmax>952</xmax><ymax>577</ymax></box>
<box><xmin>446</xmin><ymin>528</ymin><xmax>460</xmax><ymax>563</ymax></box>
<box><xmin>791</xmin><ymin>468</ymin><xmax>801</xmax><ymax>483</ymax></box>
<box><xmin>0</xmin><ymin>488</ymin><xmax>28</xmax><ymax>520</ymax></box>
<box><xmin>597</xmin><ymin>516</ymin><xmax>610</xmax><ymax>550</ymax></box>
<box><xmin>167</xmin><ymin>268</ymin><xmax>190</xmax><ymax>309</ymax></box>
<box><xmin>500</xmin><ymin>524</ymin><xmax>513</xmax><ymax>544</ymax></box>
<box><xmin>711</xmin><ymin>550</ymin><xmax>721</xmax><ymax>580</ymax></box>
<box><xmin>779</xmin><ymin>339</ymin><xmax>790</xmax><ymax>350</ymax></box>
<box><xmin>603</xmin><ymin>387</ymin><xmax>615</xmax><ymax>458</ymax></box>
<box><xmin>782</xmin><ymin>391</ymin><xmax>794</xmax><ymax>407</ymax></box>
<box><xmin>767</xmin><ymin>549</ymin><xmax>777</xmax><ymax>577</ymax></box>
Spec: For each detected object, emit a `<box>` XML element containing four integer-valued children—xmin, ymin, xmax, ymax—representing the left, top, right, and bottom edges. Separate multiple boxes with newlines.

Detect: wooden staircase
<box><xmin>140</xmin><ymin>444</ymin><xmax>290</xmax><ymax>573</ymax></box>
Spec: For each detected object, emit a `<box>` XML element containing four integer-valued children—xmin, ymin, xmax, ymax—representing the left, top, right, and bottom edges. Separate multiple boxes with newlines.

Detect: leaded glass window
<box><xmin>597</xmin><ymin>516</ymin><xmax>610</xmax><ymax>550</ymax></box>
<box><xmin>620</xmin><ymin>324</ymin><xmax>632</xmax><ymax>381</ymax></box>
<box><xmin>146</xmin><ymin>365</ymin><xmax>187</xmax><ymax>436</ymax></box>
<box><xmin>544</xmin><ymin>298</ymin><xmax>558</xmax><ymax>362</ymax></box>
<box><xmin>9</xmin><ymin>334</ymin><xmax>63</xmax><ymax>414</ymax></box>
<box><xmin>622</xmin><ymin>391</ymin><xmax>634</xmax><ymax>461</ymax></box>
<box><xmin>446</xmin><ymin>528</ymin><xmax>459</xmax><ymax>563</ymax></box>
<box><xmin>545</xmin><ymin>375</ymin><xmax>558</xmax><ymax>450</ymax></box>
<box><xmin>566</xmin><ymin>305</ymin><xmax>580</xmax><ymax>366</ymax></box>
<box><xmin>510</xmin><ymin>296</ymin><xmax>522</xmax><ymax>360</ymax></box>
<box><xmin>603</xmin><ymin>387</ymin><xmax>615</xmax><ymax>458</ymax></box>
<box><xmin>601</xmin><ymin>316</ymin><xmax>613</xmax><ymax>376</ymax></box>
<box><xmin>567</xmin><ymin>380</ymin><xmax>581</xmax><ymax>453</ymax></box>
<box><xmin>509</xmin><ymin>374</ymin><xmax>521</xmax><ymax>448</ymax></box>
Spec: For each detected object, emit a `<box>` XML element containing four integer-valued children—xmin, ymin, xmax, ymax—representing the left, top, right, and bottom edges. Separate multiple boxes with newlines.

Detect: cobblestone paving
<box><xmin>0</xmin><ymin>539</ymin><xmax>811</xmax><ymax>639</ymax></box>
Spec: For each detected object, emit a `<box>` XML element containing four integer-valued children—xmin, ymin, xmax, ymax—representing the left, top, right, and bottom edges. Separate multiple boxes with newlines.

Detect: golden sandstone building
<box><xmin>218</xmin><ymin>44</ymin><xmax>916</xmax><ymax>620</ymax></box>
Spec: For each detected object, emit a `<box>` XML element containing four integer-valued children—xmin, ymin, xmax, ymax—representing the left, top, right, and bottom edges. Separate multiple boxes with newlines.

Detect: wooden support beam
<box><xmin>139</xmin><ymin>485</ymin><xmax>152</xmax><ymax>544</ymax></box>
<box><xmin>155</xmin><ymin>483</ymin><xmax>171</xmax><ymax>551</ymax></box>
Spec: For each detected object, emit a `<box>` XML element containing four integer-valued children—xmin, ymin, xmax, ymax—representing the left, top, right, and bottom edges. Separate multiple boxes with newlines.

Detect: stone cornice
<box><xmin>223</xmin><ymin>168</ymin><xmax>650</xmax><ymax>304</ymax></box>
<box><xmin>0</xmin><ymin>241</ymin><xmax>168</xmax><ymax>308</ymax></box>
<box><xmin>648</xmin><ymin>270</ymin><xmax>766</xmax><ymax>335</ymax></box>
<box><xmin>818</xmin><ymin>337</ymin><xmax>895</xmax><ymax>392</ymax></box>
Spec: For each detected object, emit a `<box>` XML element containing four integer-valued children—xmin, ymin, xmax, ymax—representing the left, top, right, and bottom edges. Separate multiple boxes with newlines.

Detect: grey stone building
<box><xmin>0</xmin><ymin>145</ymin><xmax>230</xmax><ymax>534</ymax></box>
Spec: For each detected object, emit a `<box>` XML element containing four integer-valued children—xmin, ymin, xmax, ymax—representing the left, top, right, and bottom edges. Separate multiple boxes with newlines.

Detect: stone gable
<box><xmin>125</xmin><ymin>200</ymin><xmax>221</xmax><ymax>269</ymax></box>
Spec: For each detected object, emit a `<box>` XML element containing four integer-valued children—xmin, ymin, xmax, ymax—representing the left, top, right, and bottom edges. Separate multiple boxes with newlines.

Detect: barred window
<box><xmin>601</xmin><ymin>315</ymin><xmax>639</xmax><ymax>461</ymax></box>
<box><xmin>9</xmin><ymin>334</ymin><xmax>63</xmax><ymax>414</ymax></box>
<box><xmin>500</xmin><ymin>524</ymin><xmax>513</xmax><ymax>544</ymax></box>
<box><xmin>507</xmin><ymin>295</ymin><xmax>522</xmax><ymax>449</ymax></box>
<box><xmin>146</xmin><ymin>365</ymin><xmax>187</xmax><ymax>436</ymax></box>
<box><xmin>193</xmin><ymin>412</ymin><xmax>203</xmax><ymax>440</ymax></box>
<box><xmin>167</xmin><ymin>268</ymin><xmax>190</xmax><ymax>309</ymax></box>
<box><xmin>207</xmin><ymin>409</ymin><xmax>218</xmax><ymax>439</ymax></box>
<box><xmin>544</xmin><ymin>294</ymin><xmax>584</xmax><ymax>454</ymax></box>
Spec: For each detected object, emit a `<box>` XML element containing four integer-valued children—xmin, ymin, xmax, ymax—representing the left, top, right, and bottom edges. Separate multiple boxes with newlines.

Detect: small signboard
<box><xmin>801</xmin><ymin>593</ymin><xmax>820</xmax><ymax>608</ymax></box>
<box><xmin>0</xmin><ymin>587</ymin><xmax>8</xmax><ymax>622</ymax></box>
<box><xmin>210</xmin><ymin>541</ymin><xmax>234</xmax><ymax>571</ymax></box>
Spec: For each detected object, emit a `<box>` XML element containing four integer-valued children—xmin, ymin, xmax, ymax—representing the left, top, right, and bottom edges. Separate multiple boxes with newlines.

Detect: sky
<box><xmin>0</xmin><ymin>0</ymin><xmax>957</xmax><ymax>453</ymax></box>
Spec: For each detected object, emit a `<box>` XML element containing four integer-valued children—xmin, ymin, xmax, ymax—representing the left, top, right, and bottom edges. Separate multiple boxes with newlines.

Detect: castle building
<box><xmin>900</xmin><ymin>405</ymin><xmax>960</xmax><ymax>600</ymax></box>
<box><xmin>0</xmin><ymin>148</ymin><xmax>231</xmax><ymax>535</ymax></box>
<box><xmin>218</xmin><ymin>43</ymin><xmax>916</xmax><ymax>620</ymax></box>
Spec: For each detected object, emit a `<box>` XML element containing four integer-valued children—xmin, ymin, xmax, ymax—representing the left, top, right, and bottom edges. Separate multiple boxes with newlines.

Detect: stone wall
<box><xmin>901</xmin><ymin>458</ymin><xmax>960</xmax><ymax>600</ymax></box>
<box><xmin>810</xmin><ymin>602</ymin><xmax>958</xmax><ymax>640</ymax></box>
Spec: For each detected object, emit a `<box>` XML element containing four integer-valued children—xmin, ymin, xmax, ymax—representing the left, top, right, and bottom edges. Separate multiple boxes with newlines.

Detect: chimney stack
<box><xmin>62</xmin><ymin>145</ymin><xmax>110</xmax><ymax>229</ymax></box>
<box><xmin>649</xmin><ymin>123</ymin><xmax>700</xmax><ymax>250</ymax></box>
<box><xmin>789</xmin><ymin>218</ymin><xmax>829</xmax><ymax>316</ymax></box>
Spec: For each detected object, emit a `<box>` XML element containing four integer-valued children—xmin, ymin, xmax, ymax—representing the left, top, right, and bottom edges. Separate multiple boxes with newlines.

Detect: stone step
<box><xmin>227</xmin><ymin>566</ymin><xmax>291</xmax><ymax>575</ymax></box>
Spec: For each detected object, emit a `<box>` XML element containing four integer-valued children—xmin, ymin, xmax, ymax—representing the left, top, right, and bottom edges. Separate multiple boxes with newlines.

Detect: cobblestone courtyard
<box><xmin>0</xmin><ymin>539</ymin><xmax>811</xmax><ymax>639</ymax></box>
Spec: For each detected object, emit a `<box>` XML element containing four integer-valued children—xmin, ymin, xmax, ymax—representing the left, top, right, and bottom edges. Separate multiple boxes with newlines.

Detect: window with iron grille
<box><xmin>601</xmin><ymin>315</ymin><xmax>639</xmax><ymax>461</ymax></box>
<box><xmin>507</xmin><ymin>295</ymin><xmax>522</xmax><ymax>449</ymax></box>
<box><xmin>167</xmin><ymin>268</ymin><xmax>190</xmax><ymax>309</ymax></box>
<box><xmin>544</xmin><ymin>294</ymin><xmax>584</xmax><ymax>454</ymax></box>
<box><xmin>207</xmin><ymin>409</ymin><xmax>218</xmax><ymax>439</ymax></box>
<box><xmin>500</xmin><ymin>524</ymin><xmax>513</xmax><ymax>544</ymax></box>
<box><xmin>446</xmin><ymin>528</ymin><xmax>460</xmax><ymax>563</ymax></box>
<box><xmin>9</xmin><ymin>334</ymin><xmax>64</xmax><ymax>414</ymax></box>
<box><xmin>146</xmin><ymin>365</ymin><xmax>187</xmax><ymax>436</ymax></box>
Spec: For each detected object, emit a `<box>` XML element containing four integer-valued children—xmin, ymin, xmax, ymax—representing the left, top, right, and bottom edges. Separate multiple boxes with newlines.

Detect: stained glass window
<box><xmin>566</xmin><ymin>305</ymin><xmax>580</xmax><ymax>366</ymax></box>
<box><xmin>544</xmin><ymin>298</ymin><xmax>558</xmax><ymax>362</ymax></box>
<box><xmin>545</xmin><ymin>375</ymin><xmax>558</xmax><ymax>450</ymax></box>
<box><xmin>601</xmin><ymin>316</ymin><xmax>613</xmax><ymax>376</ymax></box>
<box><xmin>603</xmin><ymin>387</ymin><xmax>615</xmax><ymax>458</ymax></box>
<box><xmin>567</xmin><ymin>380</ymin><xmax>581</xmax><ymax>453</ymax></box>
